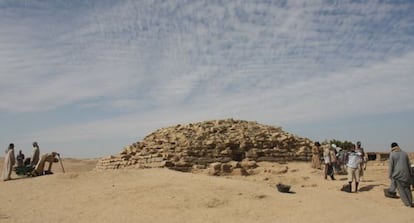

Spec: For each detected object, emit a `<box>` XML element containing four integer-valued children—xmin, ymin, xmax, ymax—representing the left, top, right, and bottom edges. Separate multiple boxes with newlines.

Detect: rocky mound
<box><xmin>96</xmin><ymin>119</ymin><xmax>314</xmax><ymax>173</ymax></box>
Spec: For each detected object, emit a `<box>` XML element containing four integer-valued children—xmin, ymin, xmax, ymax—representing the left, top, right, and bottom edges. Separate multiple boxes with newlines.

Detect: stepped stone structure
<box><xmin>96</xmin><ymin>119</ymin><xmax>314</xmax><ymax>173</ymax></box>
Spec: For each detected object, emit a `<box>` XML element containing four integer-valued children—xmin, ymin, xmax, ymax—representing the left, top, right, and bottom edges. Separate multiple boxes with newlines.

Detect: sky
<box><xmin>1</xmin><ymin>0</ymin><xmax>413</xmax><ymax>158</ymax></box>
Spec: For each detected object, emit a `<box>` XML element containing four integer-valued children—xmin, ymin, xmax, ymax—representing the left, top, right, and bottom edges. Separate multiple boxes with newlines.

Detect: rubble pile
<box><xmin>96</xmin><ymin>119</ymin><xmax>314</xmax><ymax>173</ymax></box>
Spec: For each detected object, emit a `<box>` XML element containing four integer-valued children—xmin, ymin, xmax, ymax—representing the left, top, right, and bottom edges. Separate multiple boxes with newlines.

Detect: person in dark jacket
<box><xmin>16</xmin><ymin>150</ymin><xmax>25</xmax><ymax>167</ymax></box>
<box><xmin>388</xmin><ymin>142</ymin><xmax>413</xmax><ymax>207</ymax></box>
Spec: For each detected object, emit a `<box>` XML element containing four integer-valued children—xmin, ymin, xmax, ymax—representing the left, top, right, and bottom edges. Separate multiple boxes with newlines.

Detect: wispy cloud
<box><xmin>0</xmin><ymin>0</ymin><xmax>413</xmax><ymax>156</ymax></box>
<box><xmin>26</xmin><ymin>51</ymin><xmax>414</xmax><ymax>139</ymax></box>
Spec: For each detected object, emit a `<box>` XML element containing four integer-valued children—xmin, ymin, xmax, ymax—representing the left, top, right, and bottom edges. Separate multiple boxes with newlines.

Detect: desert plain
<box><xmin>1</xmin><ymin>157</ymin><xmax>413</xmax><ymax>223</ymax></box>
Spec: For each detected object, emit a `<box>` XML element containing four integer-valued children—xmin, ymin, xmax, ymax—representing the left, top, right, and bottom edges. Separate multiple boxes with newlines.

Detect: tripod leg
<box><xmin>58</xmin><ymin>155</ymin><xmax>65</xmax><ymax>173</ymax></box>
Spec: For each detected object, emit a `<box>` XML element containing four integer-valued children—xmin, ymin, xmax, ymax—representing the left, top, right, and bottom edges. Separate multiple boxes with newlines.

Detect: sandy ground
<box><xmin>1</xmin><ymin>158</ymin><xmax>413</xmax><ymax>223</ymax></box>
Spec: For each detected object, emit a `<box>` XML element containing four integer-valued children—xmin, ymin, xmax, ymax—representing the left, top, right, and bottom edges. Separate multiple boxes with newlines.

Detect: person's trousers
<box><xmin>389</xmin><ymin>179</ymin><xmax>397</xmax><ymax>193</ymax></box>
<box><xmin>393</xmin><ymin>179</ymin><xmax>413</xmax><ymax>207</ymax></box>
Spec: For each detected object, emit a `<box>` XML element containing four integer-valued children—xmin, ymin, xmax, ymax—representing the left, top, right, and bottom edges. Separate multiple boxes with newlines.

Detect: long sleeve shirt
<box><xmin>389</xmin><ymin>147</ymin><xmax>412</xmax><ymax>183</ymax></box>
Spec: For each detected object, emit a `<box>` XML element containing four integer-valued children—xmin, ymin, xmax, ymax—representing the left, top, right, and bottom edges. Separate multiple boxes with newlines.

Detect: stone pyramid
<box><xmin>96</xmin><ymin>119</ymin><xmax>314</xmax><ymax>172</ymax></box>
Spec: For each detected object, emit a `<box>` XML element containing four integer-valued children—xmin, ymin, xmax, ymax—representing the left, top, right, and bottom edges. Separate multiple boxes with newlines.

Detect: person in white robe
<box><xmin>32</xmin><ymin>152</ymin><xmax>59</xmax><ymax>176</ymax></box>
<box><xmin>2</xmin><ymin>143</ymin><xmax>16</xmax><ymax>181</ymax></box>
<box><xmin>30</xmin><ymin>141</ymin><xmax>40</xmax><ymax>167</ymax></box>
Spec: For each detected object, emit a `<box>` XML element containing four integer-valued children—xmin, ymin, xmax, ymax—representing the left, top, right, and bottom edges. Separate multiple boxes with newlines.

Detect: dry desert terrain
<box><xmin>1</xmin><ymin>158</ymin><xmax>413</xmax><ymax>223</ymax></box>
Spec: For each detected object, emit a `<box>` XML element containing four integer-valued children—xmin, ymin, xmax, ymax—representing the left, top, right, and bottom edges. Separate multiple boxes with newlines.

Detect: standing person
<box><xmin>330</xmin><ymin>144</ymin><xmax>338</xmax><ymax>174</ymax></box>
<box><xmin>311</xmin><ymin>141</ymin><xmax>322</xmax><ymax>169</ymax></box>
<box><xmin>345</xmin><ymin>144</ymin><xmax>362</xmax><ymax>193</ymax></box>
<box><xmin>356</xmin><ymin>141</ymin><xmax>367</xmax><ymax>172</ymax></box>
<box><xmin>2</xmin><ymin>143</ymin><xmax>16</xmax><ymax>181</ymax></box>
<box><xmin>323</xmin><ymin>145</ymin><xmax>335</xmax><ymax>180</ymax></box>
<box><xmin>387</xmin><ymin>142</ymin><xmax>413</xmax><ymax>207</ymax></box>
<box><xmin>337</xmin><ymin>147</ymin><xmax>349</xmax><ymax>174</ymax></box>
<box><xmin>30</xmin><ymin>141</ymin><xmax>40</xmax><ymax>167</ymax></box>
<box><xmin>16</xmin><ymin>150</ymin><xmax>25</xmax><ymax>167</ymax></box>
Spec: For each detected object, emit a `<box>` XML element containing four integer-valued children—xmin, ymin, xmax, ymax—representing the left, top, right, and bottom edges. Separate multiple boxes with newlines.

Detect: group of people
<box><xmin>2</xmin><ymin>142</ymin><xmax>61</xmax><ymax>181</ymax></box>
<box><xmin>311</xmin><ymin>140</ymin><xmax>413</xmax><ymax>207</ymax></box>
<box><xmin>311</xmin><ymin>141</ymin><xmax>366</xmax><ymax>182</ymax></box>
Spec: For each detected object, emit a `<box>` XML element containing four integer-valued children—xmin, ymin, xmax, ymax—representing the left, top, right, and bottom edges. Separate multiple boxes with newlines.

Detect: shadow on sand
<box><xmin>359</xmin><ymin>184</ymin><xmax>383</xmax><ymax>192</ymax></box>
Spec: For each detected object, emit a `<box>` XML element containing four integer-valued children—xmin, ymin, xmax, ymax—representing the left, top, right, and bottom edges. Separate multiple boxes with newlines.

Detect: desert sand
<box><xmin>1</xmin><ymin>158</ymin><xmax>413</xmax><ymax>223</ymax></box>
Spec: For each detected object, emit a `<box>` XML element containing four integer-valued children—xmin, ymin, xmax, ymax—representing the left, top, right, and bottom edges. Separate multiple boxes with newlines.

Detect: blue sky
<box><xmin>1</xmin><ymin>0</ymin><xmax>413</xmax><ymax>158</ymax></box>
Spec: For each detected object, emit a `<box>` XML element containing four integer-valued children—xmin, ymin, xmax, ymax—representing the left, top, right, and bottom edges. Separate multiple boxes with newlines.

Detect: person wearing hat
<box><xmin>387</xmin><ymin>142</ymin><xmax>413</xmax><ymax>207</ymax></box>
<box><xmin>30</xmin><ymin>141</ymin><xmax>40</xmax><ymax>167</ymax></box>
<box><xmin>2</xmin><ymin>143</ymin><xmax>16</xmax><ymax>181</ymax></box>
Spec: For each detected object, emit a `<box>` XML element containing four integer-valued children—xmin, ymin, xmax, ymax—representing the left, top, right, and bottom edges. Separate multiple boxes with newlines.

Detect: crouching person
<box><xmin>31</xmin><ymin>152</ymin><xmax>59</xmax><ymax>176</ymax></box>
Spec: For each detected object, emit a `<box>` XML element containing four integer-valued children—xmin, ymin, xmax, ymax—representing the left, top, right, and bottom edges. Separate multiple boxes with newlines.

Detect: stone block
<box><xmin>231</xmin><ymin>168</ymin><xmax>249</xmax><ymax>176</ymax></box>
<box><xmin>221</xmin><ymin>163</ymin><xmax>233</xmax><ymax>173</ymax></box>
<box><xmin>96</xmin><ymin>119</ymin><xmax>313</xmax><ymax>171</ymax></box>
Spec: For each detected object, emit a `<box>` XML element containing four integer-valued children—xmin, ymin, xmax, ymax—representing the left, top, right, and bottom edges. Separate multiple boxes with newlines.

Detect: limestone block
<box><xmin>221</xmin><ymin>163</ymin><xmax>233</xmax><ymax>173</ymax></box>
<box><xmin>231</xmin><ymin>168</ymin><xmax>249</xmax><ymax>176</ymax></box>
<box><xmin>228</xmin><ymin>161</ymin><xmax>241</xmax><ymax>169</ymax></box>
<box><xmin>220</xmin><ymin>148</ymin><xmax>232</xmax><ymax>155</ymax></box>
<box><xmin>240</xmin><ymin>160</ymin><xmax>258</xmax><ymax>169</ymax></box>
<box><xmin>97</xmin><ymin>119</ymin><xmax>313</xmax><ymax>171</ymax></box>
